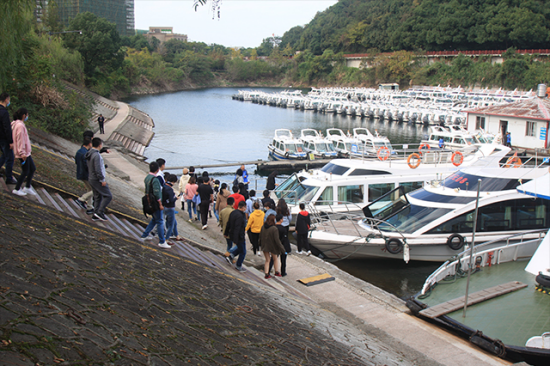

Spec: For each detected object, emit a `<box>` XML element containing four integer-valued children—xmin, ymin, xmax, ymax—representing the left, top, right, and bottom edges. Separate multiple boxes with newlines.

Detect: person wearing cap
<box><xmin>179</xmin><ymin>167</ymin><xmax>190</xmax><ymax>210</ymax></box>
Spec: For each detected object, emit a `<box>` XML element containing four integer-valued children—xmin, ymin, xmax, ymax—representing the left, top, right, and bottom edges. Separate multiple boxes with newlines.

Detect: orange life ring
<box><xmin>451</xmin><ymin>151</ymin><xmax>464</xmax><ymax>167</ymax></box>
<box><xmin>419</xmin><ymin>143</ymin><xmax>431</xmax><ymax>156</ymax></box>
<box><xmin>407</xmin><ymin>153</ymin><xmax>421</xmax><ymax>169</ymax></box>
<box><xmin>377</xmin><ymin>146</ymin><xmax>390</xmax><ymax>161</ymax></box>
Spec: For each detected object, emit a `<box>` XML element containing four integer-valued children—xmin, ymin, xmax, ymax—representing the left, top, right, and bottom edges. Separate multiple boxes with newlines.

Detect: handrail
<box><xmin>420</xmin><ymin>228</ymin><xmax>548</xmax><ymax>295</ymax></box>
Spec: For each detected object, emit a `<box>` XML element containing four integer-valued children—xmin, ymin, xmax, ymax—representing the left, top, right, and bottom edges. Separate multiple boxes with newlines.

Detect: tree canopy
<box><xmin>286</xmin><ymin>0</ymin><xmax>550</xmax><ymax>54</ymax></box>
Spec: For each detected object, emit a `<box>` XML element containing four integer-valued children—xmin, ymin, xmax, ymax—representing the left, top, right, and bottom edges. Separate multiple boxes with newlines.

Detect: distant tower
<box><xmin>54</xmin><ymin>0</ymin><xmax>135</xmax><ymax>36</ymax></box>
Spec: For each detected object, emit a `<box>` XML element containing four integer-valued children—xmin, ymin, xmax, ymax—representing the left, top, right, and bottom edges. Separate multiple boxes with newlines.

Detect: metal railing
<box><xmin>420</xmin><ymin>228</ymin><xmax>548</xmax><ymax>295</ymax></box>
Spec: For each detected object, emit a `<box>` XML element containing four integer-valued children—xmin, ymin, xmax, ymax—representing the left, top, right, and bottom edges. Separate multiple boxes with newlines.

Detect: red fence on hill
<box><xmin>344</xmin><ymin>49</ymin><xmax>550</xmax><ymax>58</ymax></box>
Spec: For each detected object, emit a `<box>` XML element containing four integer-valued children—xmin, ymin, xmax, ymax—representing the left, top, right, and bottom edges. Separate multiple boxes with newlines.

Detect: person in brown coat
<box><xmin>215</xmin><ymin>182</ymin><xmax>231</xmax><ymax>218</ymax></box>
<box><xmin>258</xmin><ymin>213</ymin><xmax>285</xmax><ymax>279</ymax></box>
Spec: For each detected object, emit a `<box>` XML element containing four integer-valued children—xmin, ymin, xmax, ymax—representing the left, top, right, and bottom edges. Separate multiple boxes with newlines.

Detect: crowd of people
<box><xmin>138</xmin><ymin>160</ymin><xmax>312</xmax><ymax>278</ymax></box>
<box><xmin>0</xmin><ymin>91</ymin><xmax>312</xmax><ymax>279</ymax></box>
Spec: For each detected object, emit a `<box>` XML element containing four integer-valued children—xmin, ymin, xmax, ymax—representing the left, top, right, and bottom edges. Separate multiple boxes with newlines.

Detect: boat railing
<box><xmin>420</xmin><ymin>228</ymin><xmax>548</xmax><ymax>296</ymax></box>
<box><xmin>307</xmin><ymin>202</ymin><xmax>365</xmax><ymax>237</ymax></box>
<box><xmin>308</xmin><ymin>204</ymin><xmax>408</xmax><ymax>245</ymax></box>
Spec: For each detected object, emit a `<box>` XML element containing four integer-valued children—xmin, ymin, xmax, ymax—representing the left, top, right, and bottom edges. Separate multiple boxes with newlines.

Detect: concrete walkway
<box><xmin>96</xmin><ymin>101</ymin><xmax>148</xmax><ymax>189</ymax></box>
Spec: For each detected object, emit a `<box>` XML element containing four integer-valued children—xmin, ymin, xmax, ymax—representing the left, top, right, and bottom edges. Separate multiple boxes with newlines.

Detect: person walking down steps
<box><xmin>0</xmin><ymin>92</ymin><xmax>16</xmax><ymax>185</ymax></box>
<box><xmin>11</xmin><ymin>108</ymin><xmax>37</xmax><ymax>196</ymax></box>
<box><xmin>97</xmin><ymin>114</ymin><xmax>105</xmax><ymax>134</ymax></box>
<box><xmin>85</xmin><ymin>138</ymin><xmax>112</xmax><ymax>222</ymax></box>
<box><xmin>140</xmin><ymin>161</ymin><xmax>169</xmax><ymax>248</ymax></box>
<box><xmin>74</xmin><ymin>137</ymin><xmax>94</xmax><ymax>214</ymax></box>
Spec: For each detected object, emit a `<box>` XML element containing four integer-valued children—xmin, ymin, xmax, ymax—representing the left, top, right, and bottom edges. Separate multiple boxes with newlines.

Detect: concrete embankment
<box><xmin>2</xmin><ymin>90</ymin><xmax>508</xmax><ymax>365</ymax></box>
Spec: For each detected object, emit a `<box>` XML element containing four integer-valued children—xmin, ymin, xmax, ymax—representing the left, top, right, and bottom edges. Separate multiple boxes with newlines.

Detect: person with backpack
<box><xmin>11</xmin><ymin>108</ymin><xmax>37</xmax><ymax>197</ymax></box>
<box><xmin>245</xmin><ymin>201</ymin><xmax>265</xmax><ymax>256</ymax></box>
<box><xmin>215</xmin><ymin>182</ymin><xmax>231</xmax><ymax>223</ymax></box>
<box><xmin>140</xmin><ymin>161</ymin><xmax>169</xmax><ymax>248</ymax></box>
<box><xmin>295</xmin><ymin>202</ymin><xmax>311</xmax><ymax>255</ymax></box>
<box><xmin>74</xmin><ymin>137</ymin><xmax>94</xmax><ymax>213</ymax></box>
<box><xmin>163</xmin><ymin>174</ymin><xmax>183</xmax><ymax>242</ymax></box>
<box><xmin>85</xmin><ymin>138</ymin><xmax>112</xmax><ymax>222</ymax></box>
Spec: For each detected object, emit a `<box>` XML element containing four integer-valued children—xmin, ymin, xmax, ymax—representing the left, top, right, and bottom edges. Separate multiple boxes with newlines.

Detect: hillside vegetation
<box><xmin>281</xmin><ymin>0</ymin><xmax>550</xmax><ymax>54</ymax></box>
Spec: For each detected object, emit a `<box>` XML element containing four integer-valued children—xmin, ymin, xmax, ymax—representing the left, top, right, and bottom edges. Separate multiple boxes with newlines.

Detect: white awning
<box><xmin>517</xmin><ymin>172</ymin><xmax>550</xmax><ymax>200</ymax></box>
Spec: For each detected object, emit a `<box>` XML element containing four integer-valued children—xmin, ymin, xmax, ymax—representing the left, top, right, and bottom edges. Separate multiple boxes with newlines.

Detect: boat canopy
<box><xmin>517</xmin><ymin>173</ymin><xmax>550</xmax><ymax>201</ymax></box>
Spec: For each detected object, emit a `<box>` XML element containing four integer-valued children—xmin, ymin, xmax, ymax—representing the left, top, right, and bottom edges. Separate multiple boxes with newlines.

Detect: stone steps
<box><xmin>1</xmin><ymin>177</ymin><xmax>279</xmax><ymax>290</ymax></box>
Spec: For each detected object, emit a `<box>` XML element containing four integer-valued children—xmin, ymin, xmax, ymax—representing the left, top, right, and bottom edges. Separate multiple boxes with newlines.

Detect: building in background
<box><xmin>50</xmin><ymin>0</ymin><xmax>135</xmax><ymax>36</ymax></box>
<box><xmin>146</xmin><ymin>27</ymin><xmax>188</xmax><ymax>43</ymax></box>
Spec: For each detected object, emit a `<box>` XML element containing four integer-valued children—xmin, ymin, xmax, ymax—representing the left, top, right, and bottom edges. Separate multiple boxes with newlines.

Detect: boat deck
<box><xmin>419</xmin><ymin>259</ymin><xmax>550</xmax><ymax>346</ymax></box>
<box><xmin>314</xmin><ymin>219</ymin><xmax>372</xmax><ymax>238</ymax></box>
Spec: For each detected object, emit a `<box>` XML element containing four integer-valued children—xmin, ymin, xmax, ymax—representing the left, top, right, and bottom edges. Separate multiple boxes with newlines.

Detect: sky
<box><xmin>134</xmin><ymin>0</ymin><xmax>338</xmax><ymax>48</ymax></box>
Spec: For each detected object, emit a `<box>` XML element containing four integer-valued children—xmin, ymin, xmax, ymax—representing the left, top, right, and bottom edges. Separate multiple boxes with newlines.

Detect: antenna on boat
<box><xmin>463</xmin><ymin>179</ymin><xmax>482</xmax><ymax>318</ymax></box>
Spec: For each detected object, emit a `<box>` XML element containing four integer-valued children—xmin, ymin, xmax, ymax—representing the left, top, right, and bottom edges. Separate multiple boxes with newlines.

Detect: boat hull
<box><xmin>309</xmin><ymin>232</ymin><xmax>540</xmax><ymax>262</ymax></box>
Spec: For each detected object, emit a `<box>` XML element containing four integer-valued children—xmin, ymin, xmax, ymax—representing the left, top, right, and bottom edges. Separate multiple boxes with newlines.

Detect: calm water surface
<box><xmin>124</xmin><ymin>87</ymin><xmax>436</xmax><ymax>299</ymax></box>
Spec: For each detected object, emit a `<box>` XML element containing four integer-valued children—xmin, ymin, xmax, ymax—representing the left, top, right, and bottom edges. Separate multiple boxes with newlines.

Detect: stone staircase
<box><xmin>1</xmin><ymin>177</ymin><xmax>309</xmax><ymax>298</ymax></box>
<box><xmin>108</xmin><ymin>107</ymin><xmax>154</xmax><ymax>156</ymax></box>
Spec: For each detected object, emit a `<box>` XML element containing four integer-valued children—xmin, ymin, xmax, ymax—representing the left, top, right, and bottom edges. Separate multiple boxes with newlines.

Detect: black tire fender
<box><xmin>536</xmin><ymin>273</ymin><xmax>550</xmax><ymax>288</ymax></box>
<box><xmin>385</xmin><ymin>238</ymin><xmax>403</xmax><ymax>254</ymax></box>
<box><xmin>447</xmin><ymin>233</ymin><xmax>465</xmax><ymax>251</ymax></box>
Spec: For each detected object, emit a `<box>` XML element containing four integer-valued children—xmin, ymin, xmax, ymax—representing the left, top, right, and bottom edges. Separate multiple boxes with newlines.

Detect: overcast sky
<box><xmin>134</xmin><ymin>0</ymin><xmax>338</xmax><ymax>48</ymax></box>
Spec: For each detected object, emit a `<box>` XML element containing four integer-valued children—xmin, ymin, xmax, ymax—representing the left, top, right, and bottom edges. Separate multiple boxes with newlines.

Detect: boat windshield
<box><xmin>464</xmin><ymin>137</ymin><xmax>476</xmax><ymax>145</ymax></box>
<box><xmin>320</xmin><ymin>163</ymin><xmax>350</xmax><ymax>175</ymax></box>
<box><xmin>274</xmin><ymin>174</ymin><xmax>302</xmax><ymax>199</ymax></box>
<box><xmin>285</xmin><ymin>143</ymin><xmax>304</xmax><ymax>153</ymax></box>
<box><xmin>316</xmin><ymin>142</ymin><xmax>331</xmax><ymax>153</ymax></box>
<box><xmin>346</xmin><ymin>142</ymin><xmax>365</xmax><ymax>152</ymax></box>
<box><xmin>367</xmin><ymin>204</ymin><xmax>453</xmax><ymax>234</ymax></box>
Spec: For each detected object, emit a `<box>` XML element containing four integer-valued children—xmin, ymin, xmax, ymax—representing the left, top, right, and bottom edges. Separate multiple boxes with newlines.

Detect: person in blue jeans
<box><xmin>163</xmin><ymin>174</ymin><xmax>183</xmax><ymax>242</ymax></box>
<box><xmin>140</xmin><ymin>161</ymin><xmax>169</xmax><ymax>248</ymax></box>
<box><xmin>224</xmin><ymin>200</ymin><xmax>247</xmax><ymax>271</ymax></box>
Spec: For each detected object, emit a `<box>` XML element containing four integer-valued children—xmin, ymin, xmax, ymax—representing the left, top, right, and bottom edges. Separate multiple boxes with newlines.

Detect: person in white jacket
<box><xmin>178</xmin><ymin>167</ymin><xmax>190</xmax><ymax>210</ymax></box>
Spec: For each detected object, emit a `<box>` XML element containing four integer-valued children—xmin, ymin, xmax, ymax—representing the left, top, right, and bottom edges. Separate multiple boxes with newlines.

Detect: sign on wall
<box><xmin>541</xmin><ymin>127</ymin><xmax>547</xmax><ymax>141</ymax></box>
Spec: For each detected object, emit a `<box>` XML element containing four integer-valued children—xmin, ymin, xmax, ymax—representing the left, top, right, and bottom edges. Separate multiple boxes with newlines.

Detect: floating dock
<box><xmin>166</xmin><ymin>158</ymin><xmax>332</xmax><ymax>174</ymax></box>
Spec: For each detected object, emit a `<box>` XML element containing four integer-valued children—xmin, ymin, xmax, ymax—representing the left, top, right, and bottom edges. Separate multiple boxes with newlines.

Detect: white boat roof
<box><xmin>517</xmin><ymin>172</ymin><xmax>550</xmax><ymax>200</ymax></box>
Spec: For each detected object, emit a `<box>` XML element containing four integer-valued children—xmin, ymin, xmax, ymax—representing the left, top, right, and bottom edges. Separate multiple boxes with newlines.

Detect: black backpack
<box><xmin>142</xmin><ymin>180</ymin><xmax>159</xmax><ymax>217</ymax></box>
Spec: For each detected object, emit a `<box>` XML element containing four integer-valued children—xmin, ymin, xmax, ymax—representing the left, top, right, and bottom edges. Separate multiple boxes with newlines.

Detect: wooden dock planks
<box><xmin>419</xmin><ymin>281</ymin><xmax>528</xmax><ymax>319</ymax></box>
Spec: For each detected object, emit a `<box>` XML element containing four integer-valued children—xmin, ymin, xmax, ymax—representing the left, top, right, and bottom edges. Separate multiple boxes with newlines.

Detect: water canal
<box><xmin>124</xmin><ymin>87</ymin><xmax>440</xmax><ymax>298</ymax></box>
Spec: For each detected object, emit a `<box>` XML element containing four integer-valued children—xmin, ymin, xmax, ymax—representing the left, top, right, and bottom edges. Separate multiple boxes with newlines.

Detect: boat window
<box><xmin>297</xmin><ymin>144</ymin><xmax>304</xmax><ymax>152</ymax></box>
<box><xmin>368</xmin><ymin>183</ymin><xmax>395</xmax><ymax>202</ymax></box>
<box><xmin>426</xmin><ymin>198</ymin><xmax>549</xmax><ymax>234</ymax></box>
<box><xmin>453</xmin><ymin>137</ymin><xmax>466</xmax><ymax>145</ymax></box>
<box><xmin>409</xmin><ymin>189</ymin><xmax>476</xmax><ymax>204</ymax></box>
<box><xmin>316</xmin><ymin>143</ymin><xmax>330</xmax><ymax>153</ymax></box>
<box><xmin>285</xmin><ymin>143</ymin><xmax>297</xmax><ymax>153</ymax></box>
<box><xmin>348</xmin><ymin>169</ymin><xmax>390</xmax><ymax>176</ymax></box>
<box><xmin>464</xmin><ymin>137</ymin><xmax>475</xmax><ymax>145</ymax></box>
<box><xmin>338</xmin><ymin>142</ymin><xmax>345</xmax><ymax>150</ymax></box>
<box><xmin>379</xmin><ymin>205</ymin><xmax>453</xmax><ymax>233</ymax></box>
<box><xmin>316</xmin><ymin>186</ymin><xmax>334</xmax><ymax>205</ymax></box>
<box><xmin>441</xmin><ymin>172</ymin><xmax>525</xmax><ymax>191</ymax></box>
<box><xmin>272</xmin><ymin>139</ymin><xmax>277</xmax><ymax>146</ymax></box>
<box><xmin>274</xmin><ymin>174</ymin><xmax>301</xmax><ymax>199</ymax></box>
<box><xmin>320</xmin><ymin>163</ymin><xmax>349</xmax><ymax>175</ymax></box>
<box><xmin>363</xmin><ymin>186</ymin><xmax>409</xmax><ymax>221</ymax></box>
<box><xmin>338</xmin><ymin>185</ymin><xmax>364</xmax><ymax>203</ymax></box>
<box><xmin>400</xmin><ymin>181</ymin><xmax>424</xmax><ymax>194</ymax></box>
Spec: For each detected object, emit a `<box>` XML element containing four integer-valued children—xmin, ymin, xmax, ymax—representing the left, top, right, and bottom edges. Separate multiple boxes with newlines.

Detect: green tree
<box><xmin>0</xmin><ymin>0</ymin><xmax>34</xmax><ymax>90</ymax></box>
<box><xmin>62</xmin><ymin>12</ymin><xmax>124</xmax><ymax>85</ymax></box>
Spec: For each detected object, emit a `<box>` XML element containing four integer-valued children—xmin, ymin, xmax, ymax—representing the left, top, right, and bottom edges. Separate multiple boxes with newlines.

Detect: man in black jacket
<box><xmin>0</xmin><ymin>92</ymin><xmax>16</xmax><ymax>184</ymax></box>
<box><xmin>224</xmin><ymin>200</ymin><xmax>247</xmax><ymax>271</ymax></box>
